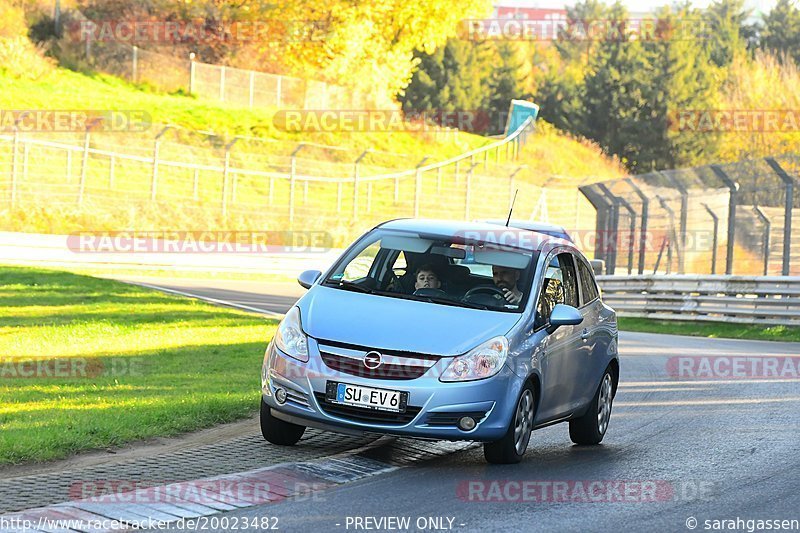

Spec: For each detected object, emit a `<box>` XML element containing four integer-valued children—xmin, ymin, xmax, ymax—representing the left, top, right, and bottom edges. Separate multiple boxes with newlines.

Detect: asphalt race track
<box><xmin>130</xmin><ymin>277</ymin><xmax>800</xmax><ymax>533</ymax></box>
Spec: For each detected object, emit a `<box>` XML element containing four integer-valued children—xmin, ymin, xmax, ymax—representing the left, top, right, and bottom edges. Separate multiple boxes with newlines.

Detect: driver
<box><xmin>414</xmin><ymin>264</ymin><xmax>442</xmax><ymax>291</ymax></box>
<box><xmin>492</xmin><ymin>265</ymin><xmax>523</xmax><ymax>305</ymax></box>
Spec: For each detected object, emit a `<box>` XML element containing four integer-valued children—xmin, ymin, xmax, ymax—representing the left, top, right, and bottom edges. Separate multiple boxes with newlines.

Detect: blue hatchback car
<box><xmin>261</xmin><ymin>219</ymin><xmax>618</xmax><ymax>464</ymax></box>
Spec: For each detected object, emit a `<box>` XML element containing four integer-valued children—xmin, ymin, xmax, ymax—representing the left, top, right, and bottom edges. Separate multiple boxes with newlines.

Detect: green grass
<box><xmin>618</xmin><ymin>317</ymin><xmax>800</xmax><ymax>343</ymax></box>
<box><xmin>0</xmin><ymin>54</ymin><xmax>625</xmax><ymax>242</ymax></box>
<box><xmin>0</xmin><ymin>265</ymin><xmax>276</xmax><ymax>465</ymax></box>
<box><xmin>58</xmin><ymin>266</ymin><xmax>298</xmax><ymax>284</ymax></box>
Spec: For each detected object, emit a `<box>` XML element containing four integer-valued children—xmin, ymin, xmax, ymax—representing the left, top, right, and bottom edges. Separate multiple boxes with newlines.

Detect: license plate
<box><xmin>325</xmin><ymin>381</ymin><xmax>408</xmax><ymax>413</ymax></box>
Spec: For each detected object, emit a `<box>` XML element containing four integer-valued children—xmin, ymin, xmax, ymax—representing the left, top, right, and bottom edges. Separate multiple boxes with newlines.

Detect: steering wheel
<box><xmin>463</xmin><ymin>285</ymin><xmax>506</xmax><ymax>300</ymax></box>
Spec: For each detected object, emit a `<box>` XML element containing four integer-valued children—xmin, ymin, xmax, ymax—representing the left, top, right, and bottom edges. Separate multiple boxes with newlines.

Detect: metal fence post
<box><xmin>579</xmin><ymin>184</ymin><xmax>614</xmax><ymax>270</ymax></box>
<box><xmin>222</xmin><ymin>138</ymin><xmax>238</xmax><ymax>217</ymax></box>
<box><xmin>152</xmin><ymin>126</ymin><xmax>171</xmax><ymax>203</ymax></box>
<box><xmin>353</xmin><ymin>150</ymin><xmax>369</xmax><ymax>220</ymax></box>
<box><xmin>84</xmin><ymin>21</ymin><xmax>93</xmax><ymax>62</ymax></box>
<box><xmin>624</xmin><ymin>178</ymin><xmax>650</xmax><ymax>275</ymax></box>
<box><xmin>289</xmin><ymin>143</ymin><xmax>304</xmax><ymax>227</ymax></box>
<box><xmin>710</xmin><ymin>165</ymin><xmax>739</xmax><ymax>275</ymax></box>
<box><xmin>765</xmin><ymin>158</ymin><xmax>795</xmax><ymax>276</ymax></box>
<box><xmin>10</xmin><ymin>129</ymin><xmax>19</xmax><ymax>207</ymax></box>
<box><xmin>414</xmin><ymin>157</ymin><xmax>429</xmax><ymax>218</ymax></box>
<box><xmin>752</xmin><ymin>206</ymin><xmax>771</xmax><ymax>275</ymax></box>
<box><xmin>660</xmin><ymin>171</ymin><xmax>688</xmax><ymax>274</ymax></box>
<box><xmin>619</xmin><ymin>197</ymin><xmax>637</xmax><ymax>274</ymax></box>
<box><xmin>189</xmin><ymin>53</ymin><xmax>196</xmax><ymax>94</ymax></box>
<box><xmin>597</xmin><ymin>184</ymin><xmax>621</xmax><ymax>275</ymax></box>
<box><xmin>703</xmin><ymin>203</ymin><xmax>719</xmax><ymax>275</ymax></box>
<box><xmin>657</xmin><ymin>195</ymin><xmax>677</xmax><ymax>274</ymax></box>
<box><xmin>132</xmin><ymin>45</ymin><xmax>138</xmax><ymax>83</ymax></box>
<box><xmin>79</xmin><ymin>127</ymin><xmax>91</xmax><ymax>207</ymax></box>
<box><xmin>465</xmin><ymin>163</ymin><xmax>479</xmax><ymax>220</ymax></box>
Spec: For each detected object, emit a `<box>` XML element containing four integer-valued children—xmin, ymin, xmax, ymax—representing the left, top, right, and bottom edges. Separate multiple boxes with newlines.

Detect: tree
<box><xmin>761</xmin><ymin>0</ymin><xmax>800</xmax><ymax>65</ymax></box>
<box><xmin>538</xmin><ymin>1</ymin><xmax>722</xmax><ymax>171</ymax></box>
<box><xmin>640</xmin><ymin>6</ymin><xmax>720</xmax><ymax>169</ymax></box>
<box><xmin>78</xmin><ymin>0</ymin><xmax>493</xmax><ymax>106</ymax></box>
<box><xmin>400</xmin><ymin>38</ymin><xmax>491</xmax><ymax>114</ymax></box>
<box><xmin>702</xmin><ymin>0</ymin><xmax>750</xmax><ymax>67</ymax></box>
<box><xmin>485</xmin><ymin>41</ymin><xmax>528</xmax><ymax>134</ymax></box>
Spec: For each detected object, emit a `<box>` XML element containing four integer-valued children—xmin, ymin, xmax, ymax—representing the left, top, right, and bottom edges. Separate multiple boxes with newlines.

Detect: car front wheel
<box><xmin>260</xmin><ymin>399</ymin><xmax>305</xmax><ymax>445</ymax></box>
<box><xmin>484</xmin><ymin>383</ymin><xmax>536</xmax><ymax>464</ymax></box>
<box><xmin>569</xmin><ymin>369</ymin><xmax>614</xmax><ymax>445</ymax></box>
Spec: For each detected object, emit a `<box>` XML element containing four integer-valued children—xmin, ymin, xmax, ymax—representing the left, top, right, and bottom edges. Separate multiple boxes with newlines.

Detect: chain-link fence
<box><xmin>581</xmin><ymin>155</ymin><xmax>800</xmax><ymax>276</ymax></box>
<box><xmin>56</xmin><ymin>11</ymin><xmax>371</xmax><ymax>110</ymax></box>
<box><xmin>0</xmin><ymin>118</ymin><xmax>600</xmax><ymax>246</ymax></box>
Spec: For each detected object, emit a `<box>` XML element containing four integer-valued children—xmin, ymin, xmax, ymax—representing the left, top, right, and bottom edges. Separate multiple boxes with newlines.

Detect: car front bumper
<box><xmin>261</xmin><ymin>338</ymin><xmax>523</xmax><ymax>442</ymax></box>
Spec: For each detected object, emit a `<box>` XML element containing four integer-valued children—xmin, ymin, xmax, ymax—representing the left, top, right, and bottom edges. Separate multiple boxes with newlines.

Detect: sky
<box><xmin>497</xmin><ymin>0</ymin><xmax>778</xmax><ymax>17</ymax></box>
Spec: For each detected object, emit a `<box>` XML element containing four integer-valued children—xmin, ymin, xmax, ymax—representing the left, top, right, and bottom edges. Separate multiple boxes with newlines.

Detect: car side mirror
<box><xmin>297</xmin><ymin>269</ymin><xmax>321</xmax><ymax>289</ymax></box>
<box><xmin>546</xmin><ymin>304</ymin><xmax>583</xmax><ymax>334</ymax></box>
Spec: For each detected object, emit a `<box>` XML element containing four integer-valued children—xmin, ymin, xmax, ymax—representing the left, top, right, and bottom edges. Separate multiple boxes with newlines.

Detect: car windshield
<box><xmin>323</xmin><ymin>228</ymin><xmax>539</xmax><ymax>313</ymax></box>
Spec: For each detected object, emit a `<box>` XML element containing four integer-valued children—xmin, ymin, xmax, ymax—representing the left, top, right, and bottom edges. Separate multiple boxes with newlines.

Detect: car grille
<box><xmin>317</xmin><ymin>339</ymin><xmax>442</xmax><ymax>380</ymax></box>
<box><xmin>313</xmin><ymin>393</ymin><xmax>421</xmax><ymax>425</ymax></box>
<box><xmin>425</xmin><ymin>411</ymin><xmax>489</xmax><ymax>427</ymax></box>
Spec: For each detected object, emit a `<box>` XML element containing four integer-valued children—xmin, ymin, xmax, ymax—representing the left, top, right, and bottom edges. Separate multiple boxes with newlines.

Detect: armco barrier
<box><xmin>597</xmin><ymin>274</ymin><xmax>800</xmax><ymax>326</ymax></box>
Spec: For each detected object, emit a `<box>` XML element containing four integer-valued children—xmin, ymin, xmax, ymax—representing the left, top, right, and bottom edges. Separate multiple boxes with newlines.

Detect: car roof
<box><xmin>482</xmin><ymin>219</ymin><xmax>571</xmax><ymax>239</ymax></box>
<box><xmin>376</xmin><ymin>218</ymin><xmax>573</xmax><ymax>253</ymax></box>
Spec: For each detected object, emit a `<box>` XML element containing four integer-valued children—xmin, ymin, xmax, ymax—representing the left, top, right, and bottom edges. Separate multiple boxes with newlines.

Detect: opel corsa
<box><xmin>260</xmin><ymin>219</ymin><xmax>619</xmax><ymax>464</ymax></box>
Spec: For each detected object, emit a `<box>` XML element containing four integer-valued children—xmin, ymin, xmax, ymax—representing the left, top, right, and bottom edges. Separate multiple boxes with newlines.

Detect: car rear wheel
<box><xmin>484</xmin><ymin>384</ymin><xmax>535</xmax><ymax>464</ymax></box>
<box><xmin>569</xmin><ymin>370</ymin><xmax>614</xmax><ymax>445</ymax></box>
<box><xmin>260</xmin><ymin>399</ymin><xmax>305</xmax><ymax>445</ymax></box>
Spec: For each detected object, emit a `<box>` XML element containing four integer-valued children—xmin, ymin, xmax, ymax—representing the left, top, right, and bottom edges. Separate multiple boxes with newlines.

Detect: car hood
<box><xmin>297</xmin><ymin>285</ymin><xmax>522</xmax><ymax>356</ymax></box>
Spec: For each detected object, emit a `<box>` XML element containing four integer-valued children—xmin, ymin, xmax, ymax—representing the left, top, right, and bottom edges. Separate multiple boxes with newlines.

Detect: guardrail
<box><xmin>597</xmin><ymin>274</ymin><xmax>800</xmax><ymax>326</ymax></box>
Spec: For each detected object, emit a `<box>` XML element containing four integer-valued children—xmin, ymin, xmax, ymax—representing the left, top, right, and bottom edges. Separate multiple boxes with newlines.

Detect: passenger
<box><xmin>414</xmin><ymin>264</ymin><xmax>442</xmax><ymax>291</ymax></box>
<box><xmin>492</xmin><ymin>265</ymin><xmax>523</xmax><ymax>304</ymax></box>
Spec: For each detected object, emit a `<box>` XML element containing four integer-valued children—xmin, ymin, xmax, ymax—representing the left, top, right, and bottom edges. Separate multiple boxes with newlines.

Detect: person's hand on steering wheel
<box><xmin>501</xmin><ymin>287</ymin><xmax>522</xmax><ymax>305</ymax></box>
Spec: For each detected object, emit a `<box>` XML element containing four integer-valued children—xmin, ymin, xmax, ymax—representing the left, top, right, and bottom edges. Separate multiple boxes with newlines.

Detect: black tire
<box><xmin>260</xmin><ymin>399</ymin><xmax>305</xmax><ymax>445</ymax></box>
<box><xmin>569</xmin><ymin>369</ymin><xmax>614</xmax><ymax>445</ymax></box>
<box><xmin>484</xmin><ymin>383</ymin><xmax>536</xmax><ymax>464</ymax></box>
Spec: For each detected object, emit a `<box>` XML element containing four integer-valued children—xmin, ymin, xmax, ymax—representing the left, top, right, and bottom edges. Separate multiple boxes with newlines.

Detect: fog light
<box><xmin>275</xmin><ymin>387</ymin><xmax>287</xmax><ymax>405</ymax></box>
<box><xmin>458</xmin><ymin>416</ymin><xmax>476</xmax><ymax>431</ymax></box>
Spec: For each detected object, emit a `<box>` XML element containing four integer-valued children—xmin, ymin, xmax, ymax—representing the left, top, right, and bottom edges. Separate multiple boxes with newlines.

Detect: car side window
<box><xmin>535</xmin><ymin>253</ymin><xmax>578</xmax><ymax>329</ymax></box>
<box><xmin>559</xmin><ymin>253</ymin><xmax>579</xmax><ymax>308</ymax></box>
<box><xmin>341</xmin><ymin>241</ymin><xmax>381</xmax><ymax>282</ymax></box>
<box><xmin>577</xmin><ymin>259</ymin><xmax>599</xmax><ymax>306</ymax></box>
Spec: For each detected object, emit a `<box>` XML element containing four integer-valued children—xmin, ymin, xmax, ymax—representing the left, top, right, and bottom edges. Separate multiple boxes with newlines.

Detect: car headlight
<box><xmin>440</xmin><ymin>336</ymin><xmax>508</xmax><ymax>382</ymax></box>
<box><xmin>274</xmin><ymin>307</ymin><xmax>308</xmax><ymax>362</ymax></box>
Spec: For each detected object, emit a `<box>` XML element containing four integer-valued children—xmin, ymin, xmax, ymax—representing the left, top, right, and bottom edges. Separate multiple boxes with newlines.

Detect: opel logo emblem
<box><xmin>363</xmin><ymin>351</ymin><xmax>382</xmax><ymax>369</ymax></box>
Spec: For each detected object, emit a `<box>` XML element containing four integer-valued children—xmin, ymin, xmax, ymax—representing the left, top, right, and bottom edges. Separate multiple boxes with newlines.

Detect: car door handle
<box><xmin>580</xmin><ymin>329</ymin><xmax>590</xmax><ymax>341</ymax></box>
